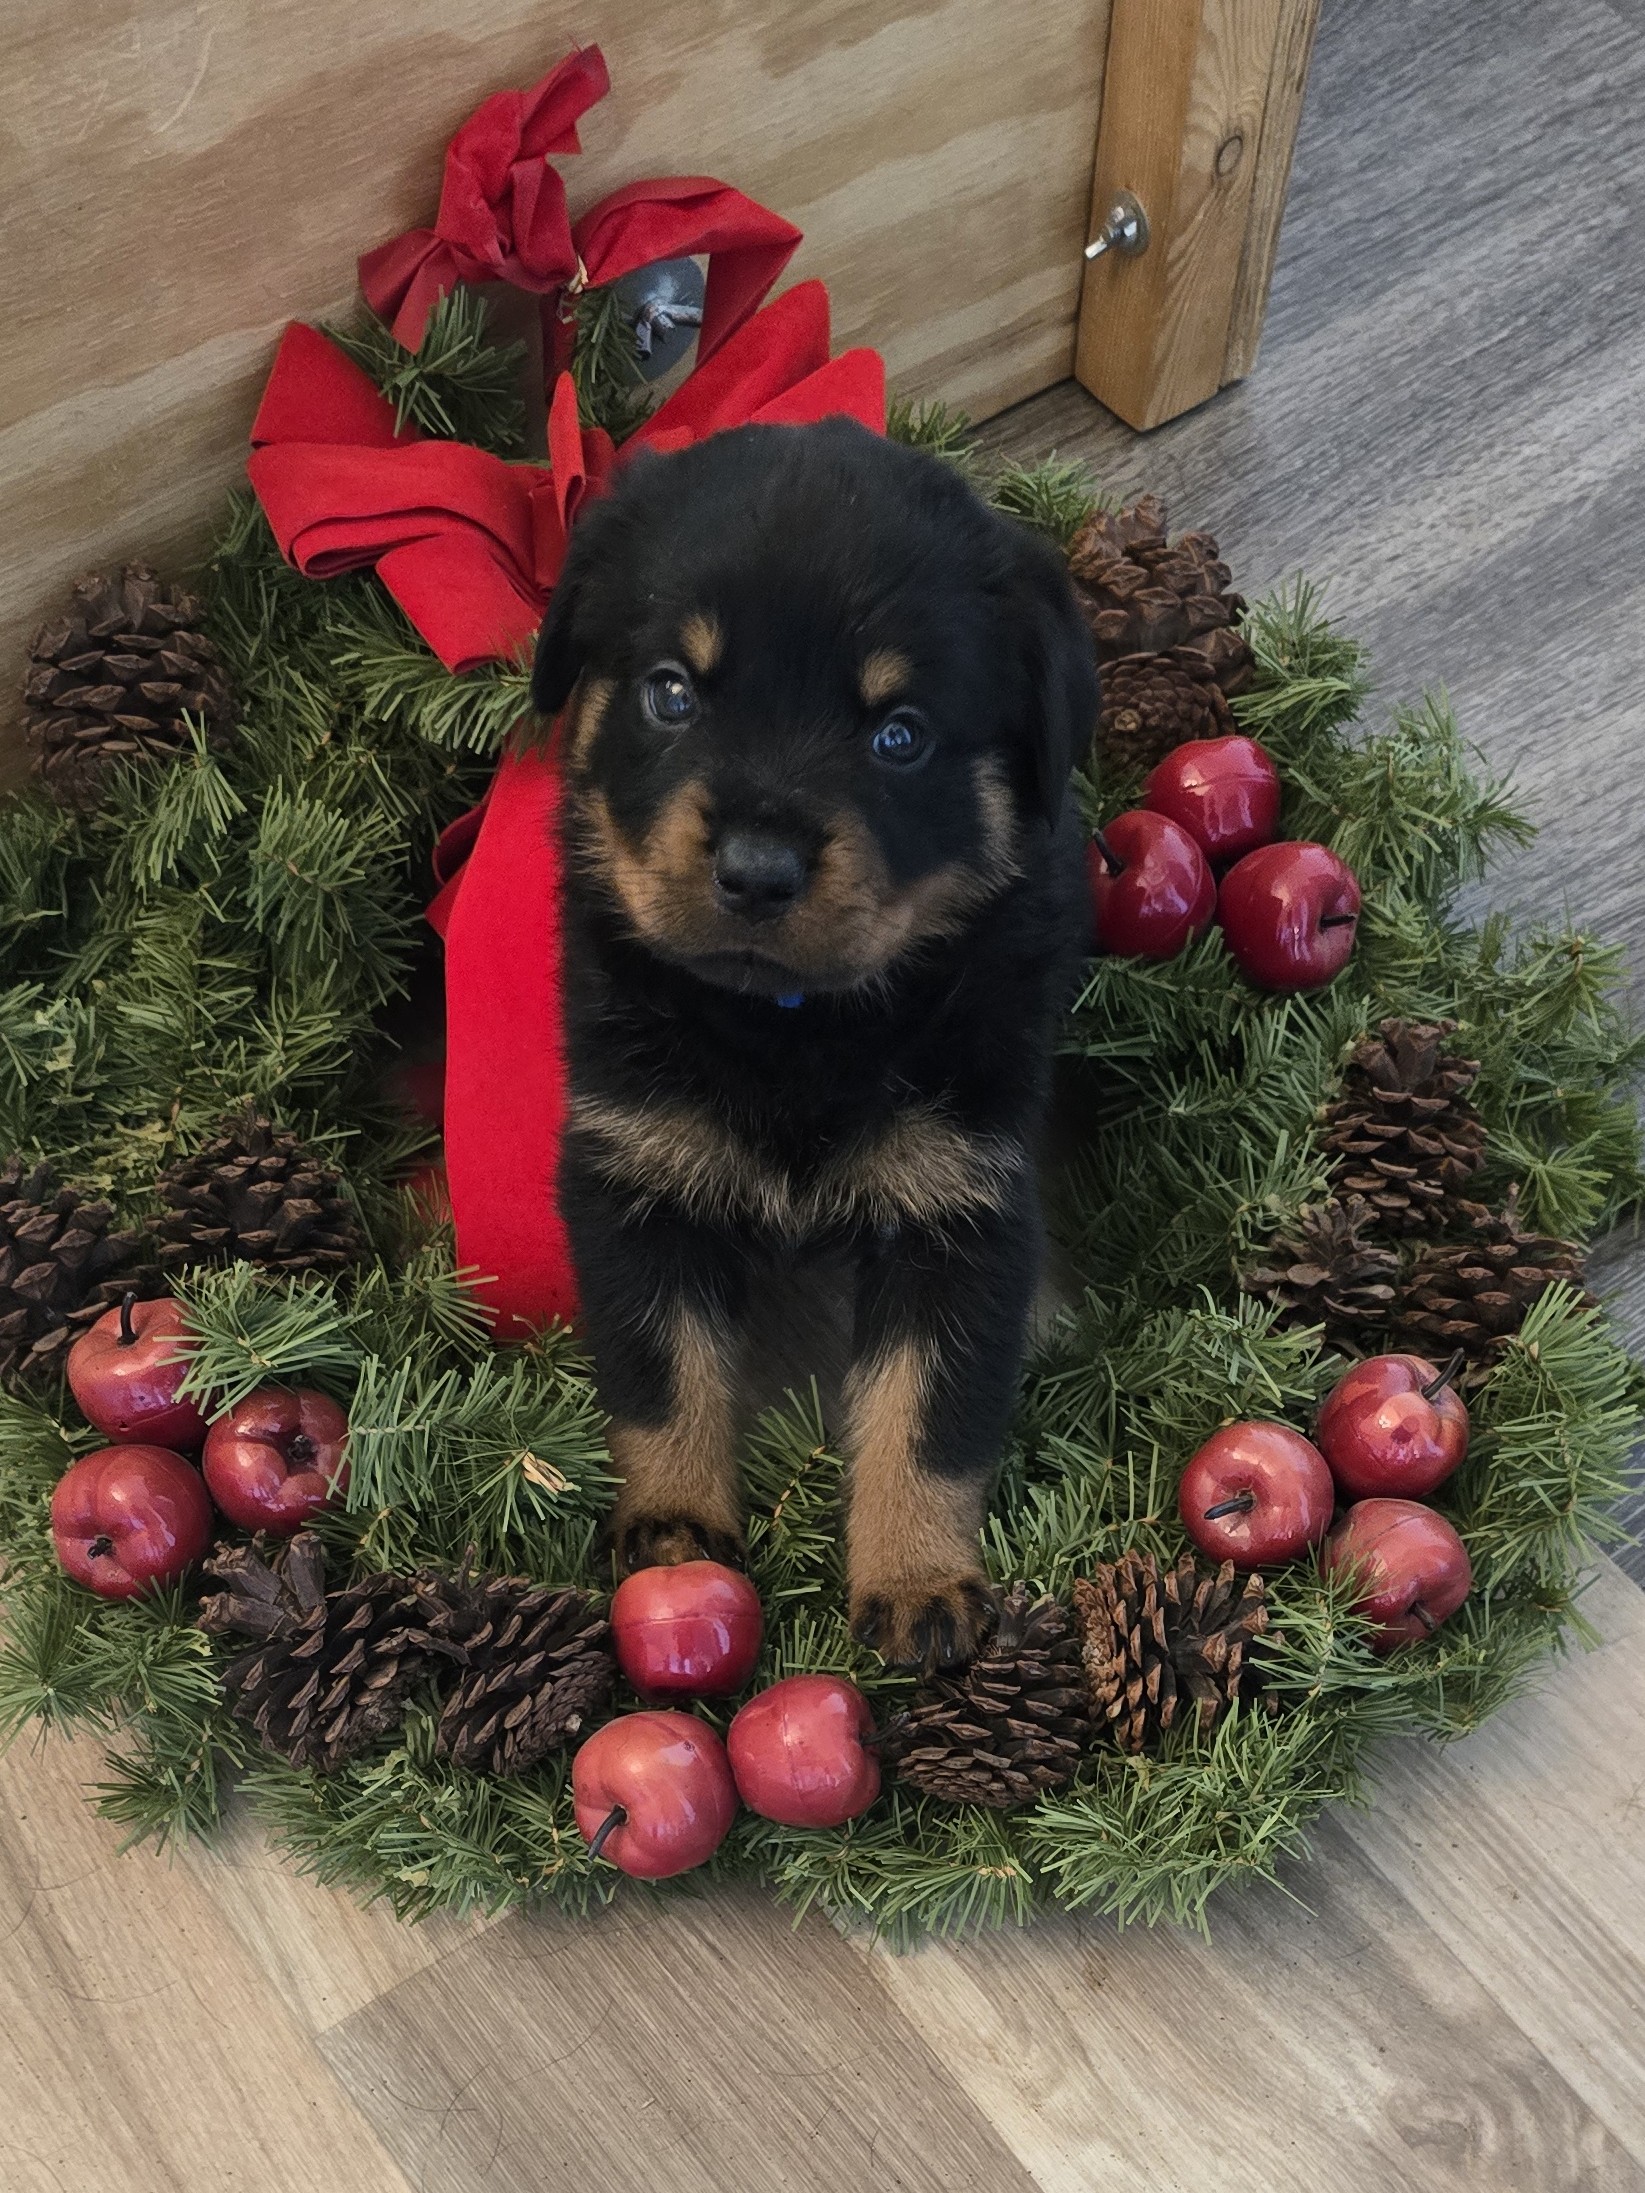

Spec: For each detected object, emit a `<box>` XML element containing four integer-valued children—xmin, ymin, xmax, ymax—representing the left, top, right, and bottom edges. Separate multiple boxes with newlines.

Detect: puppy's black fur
<box><xmin>533</xmin><ymin>418</ymin><xmax>1096</xmax><ymax>1667</ymax></box>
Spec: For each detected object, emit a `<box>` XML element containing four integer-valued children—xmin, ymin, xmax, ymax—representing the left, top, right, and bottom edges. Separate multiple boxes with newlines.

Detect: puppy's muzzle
<box><xmin>712</xmin><ymin>828</ymin><xmax>811</xmax><ymax>923</ymax></box>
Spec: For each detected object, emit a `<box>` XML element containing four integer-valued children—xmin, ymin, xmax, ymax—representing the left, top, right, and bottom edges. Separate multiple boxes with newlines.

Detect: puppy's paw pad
<box><xmin>851</xmin><ymin>1574</ymin><xmax>998</xmax><ymax>1672</ymax></box>
<box><xmin>617</xmin><ymin>1513</ymin><xmax>746</xmax><ymax>1573</ymax></box>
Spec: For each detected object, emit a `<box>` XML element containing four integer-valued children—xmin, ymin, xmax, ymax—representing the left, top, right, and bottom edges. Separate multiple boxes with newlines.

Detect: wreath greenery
<box><xmin>0</xmin><ymin>297</ymin><xmax>1638</xmax><ymax>1942</ymax></box>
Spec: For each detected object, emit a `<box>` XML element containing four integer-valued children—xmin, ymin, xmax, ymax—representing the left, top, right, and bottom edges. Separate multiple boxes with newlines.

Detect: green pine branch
<box><xmin>333</xmin><ymin>289</ymin><xmax>529</xmax><ymax>458</ymax></box>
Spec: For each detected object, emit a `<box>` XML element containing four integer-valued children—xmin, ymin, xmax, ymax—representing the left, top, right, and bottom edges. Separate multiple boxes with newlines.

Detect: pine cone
<box><xmin>154</xmin><ymin>1109</ymin><xmax>363</xmax><ymax>1277</ymax></box>
<box><xmin>880</xmin><ymin>1584</ymin><xmax>1094</xmax><ymax>1808</ymax></box>
<box><xmin>1322</xmin><ymin>1019</ymin><xmax>1487</xmax><ymax>1237</ymax></box>
<box><xmin>23</xmin><ymin>564</ymin><xmax>233</xmax><ymax>810</ymax></box>
<box><xmin>0</xmin><ymin>1156</ymin><xmax>157</xmax><ymax>1383</ymax></box>
<box><xmin>1093</xmin><ymin>652</ymin><xmax>1235</xmax><ymax>777</ymax></box>
<box><xmin>426</xmin><ymin>1571</ymin><xmax>614</xmax><ymax>1777</ymax></box>
<box><xmin>1390</xmin><ymin>1187</ymin><xmax>1590</xmax><ymax>1377</ymax></box>
<box><xmin>1073</xmin><ymin>1551</ymin><xmax>1269</xmax><ymax>1754</ymax></box>
<box><xmin>199</xmin><ymin>1534</ymin><xmax>460</xmax><ymax>1774</ymax></box>
<box><xmin>1242</xmin><ymin>1194</ymin><xmax>1400</xmax><ymax>1355</ymax></box>
<box><xmin>1066</xmin><ymin>495</ymin><xmax>1253</xmax><ymax>693</ymax></box>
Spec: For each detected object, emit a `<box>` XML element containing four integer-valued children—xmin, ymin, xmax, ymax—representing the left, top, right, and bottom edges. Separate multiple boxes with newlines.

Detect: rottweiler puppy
<box><xmin>532</xmin><ymin>417</ymin><xmax>1096</xmax><ymax>1668</ymax></box>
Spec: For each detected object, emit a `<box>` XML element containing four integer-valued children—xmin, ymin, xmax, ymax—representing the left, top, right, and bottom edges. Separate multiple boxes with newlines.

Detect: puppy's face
<box><xmin>534</xmin><ymin>420</ymin><xmax>1096</xmax><ymax>998</ymax></box>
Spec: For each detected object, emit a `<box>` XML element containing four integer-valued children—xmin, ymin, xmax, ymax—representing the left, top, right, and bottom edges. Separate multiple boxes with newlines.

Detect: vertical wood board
<box><xmin>1076</xmin><ymin>0</ymin><xmax>1315</xmax><ymax>429</ymax></box>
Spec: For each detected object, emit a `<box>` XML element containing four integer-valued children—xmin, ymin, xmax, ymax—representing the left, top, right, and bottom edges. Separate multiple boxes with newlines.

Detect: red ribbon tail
<box><xmin>438</xmin><ymin>741</ymin><xmax>578</xmax><ymax>1337</ymax></box>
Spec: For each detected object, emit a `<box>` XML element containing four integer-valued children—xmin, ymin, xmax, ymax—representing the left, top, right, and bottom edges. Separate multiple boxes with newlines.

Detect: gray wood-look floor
<box><xmin>3</xmin><ymin>5</ymin><xmax>1644</xmax><ymax>2189</ymax></box>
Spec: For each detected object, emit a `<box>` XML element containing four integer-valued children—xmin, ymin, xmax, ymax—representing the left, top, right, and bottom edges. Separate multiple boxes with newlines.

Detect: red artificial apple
<box><xmin>1316</xmin><ymin>1350</ymin><xmax>1469</xmax><ymax>1501</ymax></box>
<box><xmin>1087</xmin><ymin>809</ymin><xmax>1216</xmax><ymax>960</ymax></box>
<box><xmin>202</xmin><ymin>1385</ymin><xmax>350</xmax><ymax>1533</ymax></box>
<box><xmin>573</xmin><ymin>1710</ymin><xmax>739</xmax><ymax>1878</ymax></box>
<box><xmin>611</xmin><ymin>1560</ymin><xmax>763</xmax><ymax>1699</ymax></box>
<box><xmin>66</xmin><ymin>1291</ymin><xmax>208</xmax><ymax>1451</ymax></box>
<box><xmin>1322</xmin><ymin>1497</ymin><xmax>1472</xmax><ymax>1652</ymax></box>
<box><xmin>1179</xmin><ymin>1421</ymin><xmax>1336</xmax><ymax>1567</ymax></box>
<box><xmin>1142</xmin><ymin>735</ymin><xmax>1283</xmax><ymax>867</ymax></box>
<box><xmin>50</xmin><ymin>1443</ymin><xmax>214</xmax><ymax>1599</ymax></box>
<box><xmin>727</xmin><ymin>1674</ymin><xmax>881</xmax><ymax>1828</ymax></box>
<box><xmin>1217</xmin><ymin>840</ymin><xmax>1362</xmax><ymax>990</ymax></box>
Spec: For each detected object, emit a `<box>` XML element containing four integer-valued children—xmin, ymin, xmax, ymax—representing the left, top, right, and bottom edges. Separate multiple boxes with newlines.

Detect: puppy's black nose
<box><xmin>713</xmin><ymin>829</ymin><xmax>809</xmax><ymax>920</ymax></box>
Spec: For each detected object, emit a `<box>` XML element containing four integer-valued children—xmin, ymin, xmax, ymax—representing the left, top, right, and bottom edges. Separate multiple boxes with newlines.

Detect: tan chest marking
<box><xmin>570</xmin><ymin>1095</ymin><xmax>1023</xmax><ymax>1237</ymax></box>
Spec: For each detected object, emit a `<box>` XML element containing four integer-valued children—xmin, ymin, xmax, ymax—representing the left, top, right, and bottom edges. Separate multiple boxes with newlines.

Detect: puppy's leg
<box><xmin>845</xmin><ymin>1182</ymin><xmax>1040</xmax><ymax>1669</ymax></box>
<box><xmin>565</xmin><ymin>1172</ymin><xmax>751</xmax><ymax>1573</ymax></box>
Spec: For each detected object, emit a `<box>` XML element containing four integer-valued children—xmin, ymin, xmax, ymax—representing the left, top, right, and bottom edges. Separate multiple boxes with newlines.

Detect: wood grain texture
<box><xmin>1075</xmin><ymin>0</ymin><xmax>1293</xmax><ymax>429</ymax></box>
<box><xmin>1223</xmin><ymin>0</ymin><xmax>1322</xmax><ymax>380</ymax></box>
<box><xmin>318</xmin><ymin>1886</ymin><xmax>1041</xmax><ymax>2193</ymax></box>
<box><xmin>857</xmin><ymin>1802</ymin><xmax>1645</xmax><ymax>2192</ymax></box>
<box><xmin>0</xmin><ymin>0</ymin><xmax>1112</xmax><ymax>748</ymax></box>
<box><xmin>0</xmin><ymin>1726</ymin><xmax>414</xmax><ymax>2193</ymax></box>
<box><xmin>1338</xmin><ymin>1556</ymin><xmax>1645</xmax><ymax>2163</ymax></box>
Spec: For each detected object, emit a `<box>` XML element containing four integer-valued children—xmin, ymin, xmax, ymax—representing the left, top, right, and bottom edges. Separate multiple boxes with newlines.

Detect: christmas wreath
<box><xmin>0</xmin><ymin>49</ymin><xmax>1640</xmax><ymax>1940</ymax></box>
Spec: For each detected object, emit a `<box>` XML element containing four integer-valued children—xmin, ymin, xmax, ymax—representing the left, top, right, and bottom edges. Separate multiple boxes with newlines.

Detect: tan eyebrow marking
<box><xmin>678</xmin><ymin>612</ymin><xmax>723</xmax><ymax>676</ymax></box>
<box><xmin>860</xmin><ymin>647</ymin><xmax>911</xmax><ymax>709</ymax></box>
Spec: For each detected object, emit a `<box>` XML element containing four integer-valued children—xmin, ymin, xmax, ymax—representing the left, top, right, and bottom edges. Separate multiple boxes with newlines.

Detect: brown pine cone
<box><xmin>0</xmin><ymin>1156</ymin><xmax>157</xmax><ymax>1384</ymax></box>
<box><xmin>23</xmin><ymin>565</ymin><xmax>233</xmax><ymax>810</ymax></box>
<box><xmin>154</xmin><ymin>1109</ymin><xmax>363</xmax><ymax>1277</ymax></box>
<box><xmin>1322</xmin><ymin>1019</ymin><xmax>1488</xmax><ymax>1237</ymax></box>
<box><xmin>1073</xmin><ymin>1551</ymin><xmax>1270</xmax><ymax>1754</ymax></box>
<box><xmin>1242</xmin><ymin>1194</ymin><xmax>1401</xmax><ymax>1356</ymax></box>
<box><xmin>426</xmin><ymin>1571</ymin><xmax>615</xmax><ymax>1777</ymax></box>
<box><xmin>1093</xmin><ymin>653</ymin><xmax>1235</xmax><ymax>776</ymax></box>
<box><xmin>1389</xmin><ymin>1187</ymin><xmax>1591</xmax><ymax>1378</ymax></box>
<box><xmin>199</xmin><ymin>1535</ymin><xmax>461</xmax><ymax>1774</ymax></box>
<box><xmin>1067</xmin><ymin>496</ymin><xmax>1253</xmax><ymax>693</ymax></box>
<box><xmin>879</xmin><ymin>1584</ymin><xmax>1094</xmax><ymax>1808</ymax></box>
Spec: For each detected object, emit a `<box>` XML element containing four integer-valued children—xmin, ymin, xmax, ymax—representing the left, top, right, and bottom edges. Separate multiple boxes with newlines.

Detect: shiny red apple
<box><xmin>1322</xmin><ymin>1497</ymin><xmax>1472</xmax><ymax>1652</ymax></box>
<box><xmin>1087</xmin><ymin>809</ymin><xmax>1216</xmax><ymax>959</ymax></box>
<box><xmin>202</xmin><ymin>1385</ymin><xmax>350</xmax><ymax>1533</ymax></box>
<box><xmin>50</xmin><ymin>1443</ymin><xmax>214</xmax><ymax>1599</ymax></box>
<box><xmin>66</xmin><ymin>1292</ymin><xmax>208</xmax><ymax>1451</ymax></box>
<box><xmin>1179</xmin><ymin>1421</ymin><xmax>1336</xmax><ymax>1566</ymax></box>
<box><xmin>1317</xmin><ymin>1350</ymin><xmax>1469</xmax><ymax>1501</ymax></box>
<box><xmin>611</xmin><ymin>1560</ymin><xmax>763</xmax><ymax>1699</ymax></box>
<box><xmin>1143</xmin><ymin>735</ymin><xmax>1282</xmax><ymax>867</ymax></box>
<box><xmin>1217</xmin><ymin>840</ymin><xmax>1362</xmax><ymax>989</ymax></box>
<box><xmin>573</xmin><ymin>1710</ymin><xmax>739</xmax><ymax>1878</ymax></box>
<box><xmin>727</xmin><ymin>1674</ymin><xmax>881</xmax><ymax>1827</ymax></box>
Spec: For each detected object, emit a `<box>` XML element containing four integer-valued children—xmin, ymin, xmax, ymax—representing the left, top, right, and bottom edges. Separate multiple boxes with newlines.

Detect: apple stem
<box><xmin>117</xmin><ymin>1290</ymin><xmax>138</xmax><ymax>1347</ymax></box>
<box><xmin>87</xmin><ymin>1535</ymin><xmax>114</xmax><ymax>1560</ymax></box>
<box><xmin>1410</xmin><ymin>1600</ymin><xmax>1440</xmax><ymax>1635</ymax></box>
<box><xmin>1204</xmin><ymin>1491</ymin><xmax>1257</xmax><ymax>1521</ymax></box>
<box><xmin>1422</xmin><ymin>1349</ymin><xmax>1467</xmax><ymax>1401</ymax></box>
<box><xmin>1319</xmin><ymin>913</ymin><xmax>1358</xmax><ymax>931</ymax></box>
<box><xmin>1091</xmin><ymin>829</ymin><xmax>1125</xmax><ymax>879</ymax></box>
<box><xmin>587</xmin><ymin>1804</ymin><xmax>626</xmax><ymax>1862</ymax></box>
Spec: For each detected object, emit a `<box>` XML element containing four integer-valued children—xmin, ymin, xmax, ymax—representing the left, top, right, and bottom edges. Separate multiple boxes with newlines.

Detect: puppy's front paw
<box><xmin>615</xmin><ymin>1509</ymin><xmax>746</xmax><ymax>1574</ymax></box>
<box><xmin>851</xmin><ymin>1571</ymin><xmax>998</xmax><ymax>1672</ymax></box>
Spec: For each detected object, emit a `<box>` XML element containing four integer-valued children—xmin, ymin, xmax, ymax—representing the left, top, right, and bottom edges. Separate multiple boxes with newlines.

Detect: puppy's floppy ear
<box><xmin>1003</xmin><ymin>523</ymin><xmax>1100</xmax><ymax>830</ymax></box>
<box><xmin>531</xmin><ymin>485</ymin><xmax>633</xmax><ymax>718</ymax></box>
<box><xmin>531</xmin><ymin>560</ymin><xmax>588</xmax><ymax>720</ymax></box>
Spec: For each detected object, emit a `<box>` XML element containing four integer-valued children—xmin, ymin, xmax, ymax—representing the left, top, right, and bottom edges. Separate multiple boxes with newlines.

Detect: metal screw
<box><xmin>1084</xmin><ymin>189</ymin><xmax>1150</xmax><ymax>262</ymax></box>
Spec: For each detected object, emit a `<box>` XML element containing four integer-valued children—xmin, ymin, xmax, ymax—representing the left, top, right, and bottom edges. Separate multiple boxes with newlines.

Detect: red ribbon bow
<box><xmin>358</xmin><ymin>43</ymin><xmax>802</xmax><ymax>374</ymax></box>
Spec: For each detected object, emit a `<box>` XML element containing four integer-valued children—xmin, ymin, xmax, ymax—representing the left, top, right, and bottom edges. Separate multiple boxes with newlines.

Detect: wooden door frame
<box><xmin>1075</xmin><ymin>0</ymin><xmax>1322</xmax><ymax>431</ymax></box>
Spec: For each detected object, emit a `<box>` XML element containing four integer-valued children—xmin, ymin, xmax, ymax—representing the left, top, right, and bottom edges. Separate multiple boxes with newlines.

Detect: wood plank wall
<box><xmin>0</xmin><ymin>0</ymin><xmax>1112</xmax><ymax>757</ymax></box>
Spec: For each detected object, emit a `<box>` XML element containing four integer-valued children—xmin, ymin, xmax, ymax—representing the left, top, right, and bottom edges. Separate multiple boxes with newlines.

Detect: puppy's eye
<box><xmin>641</xmin><ymin>665</ymin><xmax>698</xmax><ymax>728</ymax></box>
<box><xmin>870</xmin><ymin>712</ymin><xmax>930</xmax><ymax>768</ymax></box>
